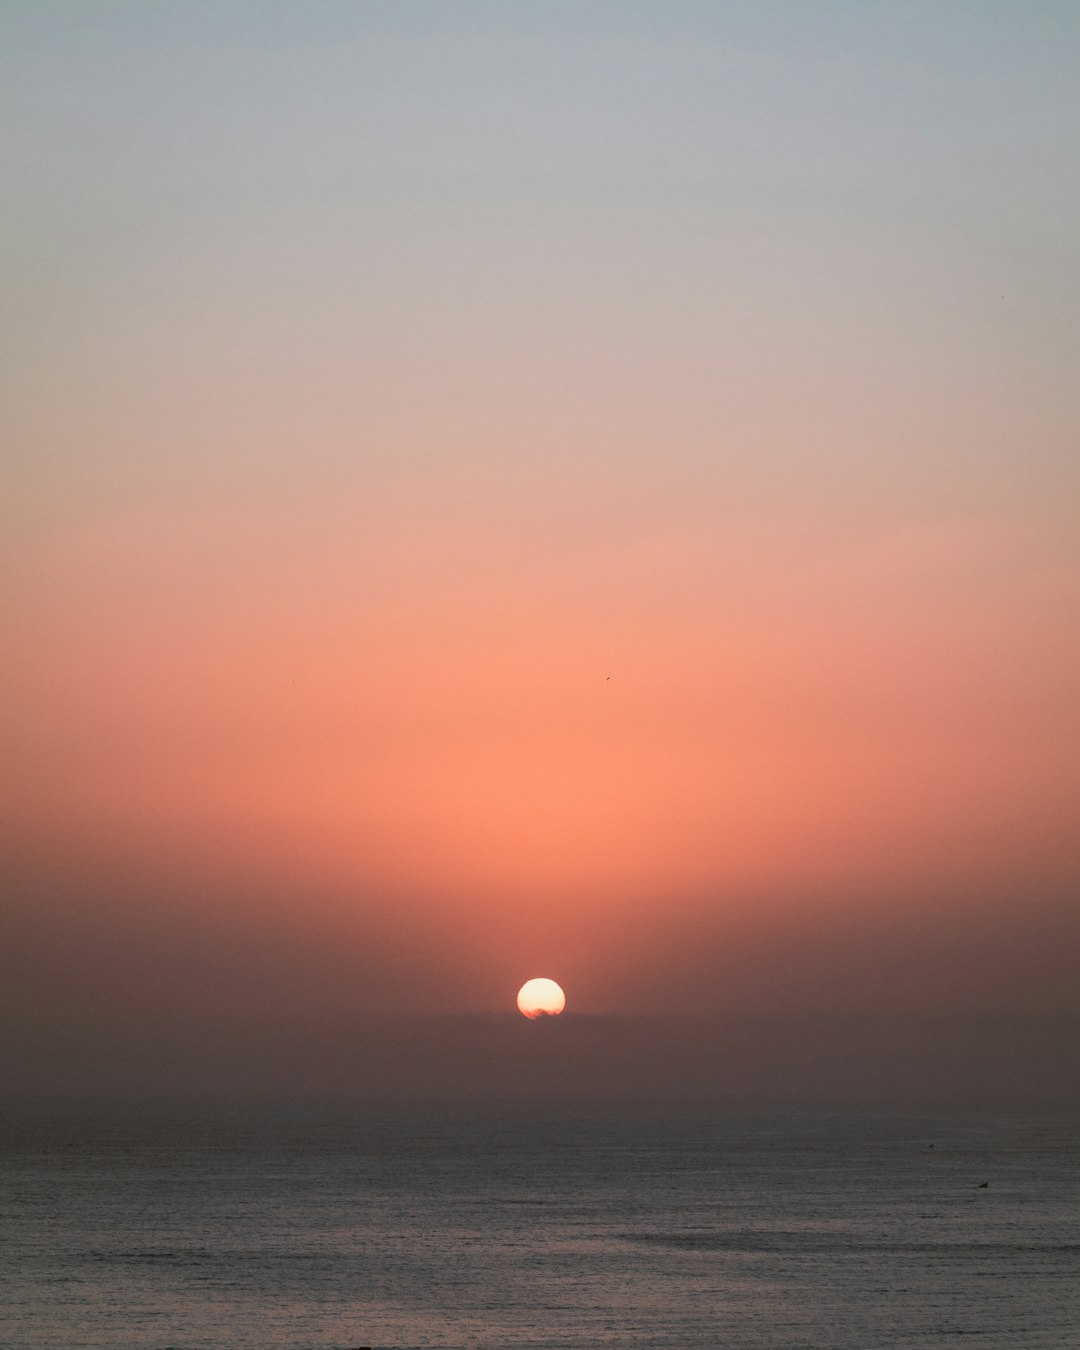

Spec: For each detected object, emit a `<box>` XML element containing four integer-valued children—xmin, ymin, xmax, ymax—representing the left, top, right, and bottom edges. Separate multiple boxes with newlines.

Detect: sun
<box><xmin>516</xmin><ymin>977</ymin><xmax>566</xmax><ymax>1019</ymax></box>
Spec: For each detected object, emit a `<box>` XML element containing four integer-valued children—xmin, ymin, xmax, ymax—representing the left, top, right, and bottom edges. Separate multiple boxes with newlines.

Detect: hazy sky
<box><xmin>3</xmin><ymin>3</ymin><xmax>1079</xmax><ymax>1096</ymax></box>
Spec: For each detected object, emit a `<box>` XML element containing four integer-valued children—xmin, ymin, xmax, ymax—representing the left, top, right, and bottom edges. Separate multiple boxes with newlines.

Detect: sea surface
<box><xmin>1</xmin><ymin>1102</ymin><xmax>1077</xmax><ymax>1349</ymax></box>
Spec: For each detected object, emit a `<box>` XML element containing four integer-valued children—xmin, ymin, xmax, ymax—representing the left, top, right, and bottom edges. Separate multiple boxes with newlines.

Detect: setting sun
<box><xmin>516</xmin><ymin>978</ymin><xmax>566</xmax><ymax>1019</ymax></box>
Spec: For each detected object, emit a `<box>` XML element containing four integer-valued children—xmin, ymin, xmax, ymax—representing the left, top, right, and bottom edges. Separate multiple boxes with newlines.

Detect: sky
<box><xmin>3</xmin><ymin>2</ymin><xmax>1079</xmax><ymax>1100</ymax></box>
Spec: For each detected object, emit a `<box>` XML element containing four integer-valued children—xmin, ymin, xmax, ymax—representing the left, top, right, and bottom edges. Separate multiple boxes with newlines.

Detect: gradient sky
<box><xmin>3</xmin><ymin>3</ymin><xmax>1079</xmax><ymax>1093</ymax></box>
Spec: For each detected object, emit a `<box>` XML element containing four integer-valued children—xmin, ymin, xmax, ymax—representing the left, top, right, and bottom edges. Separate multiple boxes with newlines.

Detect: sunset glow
<box><xmin>2</xmin><ymin>1</ymin><xmax>1078</xmax><ymax>1099</ymax></box>
<box><xmin>6</xmin><ymin>12</ymin><xmax>1080</xmax><ymax>1350</ymax></box>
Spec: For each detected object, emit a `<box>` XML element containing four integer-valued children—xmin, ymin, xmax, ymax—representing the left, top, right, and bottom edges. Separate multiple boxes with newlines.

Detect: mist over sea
<box><xmin>3</xmin><ymin>1102</ymin><xmax>1077</xmax><ymax>1349</ymax></box>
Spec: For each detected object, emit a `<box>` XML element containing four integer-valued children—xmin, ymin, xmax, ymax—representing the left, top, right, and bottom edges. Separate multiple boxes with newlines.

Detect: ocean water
<box><xmin>1</xmin><ymin>1103</ymin><xmax>1077</xmax><ymax>1349</ymax></box>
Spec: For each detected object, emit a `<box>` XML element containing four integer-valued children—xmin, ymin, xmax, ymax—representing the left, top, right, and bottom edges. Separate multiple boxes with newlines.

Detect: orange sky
<box><xmin>3</xmin><ymin>4</ymin><xmax>1079</xmax><ymax>1091</ymax></box>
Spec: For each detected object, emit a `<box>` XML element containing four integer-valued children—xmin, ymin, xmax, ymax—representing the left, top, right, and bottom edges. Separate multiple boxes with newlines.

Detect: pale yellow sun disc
<box><xmin>516</xmin><ymin>978</ymin><xmax>566</xmax><ymax>1019</ymax></box>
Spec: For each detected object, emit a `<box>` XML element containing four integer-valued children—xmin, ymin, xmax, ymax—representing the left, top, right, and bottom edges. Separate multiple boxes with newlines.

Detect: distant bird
<box><xmin>978</xmin><ymin>1182</ymin><xmax>989</xmax><ymax>1188</ymax></box>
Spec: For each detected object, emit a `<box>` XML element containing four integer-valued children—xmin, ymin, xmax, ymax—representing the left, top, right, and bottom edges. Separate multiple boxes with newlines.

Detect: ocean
<box><xmin>1</xmin><ymin>1103</ymin><xmax>1077</xmax><ymax>1349</ymax></box>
